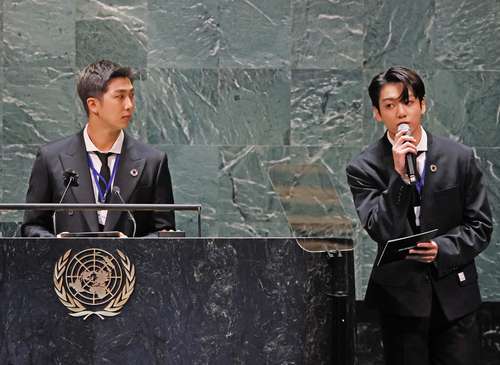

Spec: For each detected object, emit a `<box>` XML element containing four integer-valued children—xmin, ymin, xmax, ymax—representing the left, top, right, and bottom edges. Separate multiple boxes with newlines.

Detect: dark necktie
<box><xmin>408</xmin><ymin>151</ymin><xmax>425</xmax><ymax>233</ymax></box>
<box><xmin>95</xmin><ymin>152</ymin><xmax>113</xmax><ymax>203</ymax></box>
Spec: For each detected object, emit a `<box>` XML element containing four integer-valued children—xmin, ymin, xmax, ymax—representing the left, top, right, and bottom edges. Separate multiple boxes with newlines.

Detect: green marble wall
<box><xmin>1</xmin><ymin>0</ymin><xmax>499</xmax><ymax>300</ymax></box>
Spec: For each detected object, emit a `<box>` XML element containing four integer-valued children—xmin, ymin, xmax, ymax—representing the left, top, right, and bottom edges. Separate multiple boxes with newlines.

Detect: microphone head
<box><xmin>397</xmin><ymin>123</ymin><xmax>410</xmax><ymax>134</ymax></box>
<box><xmin>63</xmin><ymin>169</ymin><xmax>79</xmax><ymax>187</ymax></box>
<box><xmin>112</xmin><ymin>186</ymin><xmax>127</xmax><ymax>205</ymax></box>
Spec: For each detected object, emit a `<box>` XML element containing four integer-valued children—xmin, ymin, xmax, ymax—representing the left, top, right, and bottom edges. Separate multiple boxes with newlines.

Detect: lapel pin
<box><xmin>430</xmin><ymin>164</ymin><xmax>437</xmax><ymax>173</ymax></box>
<box><xmin>130</xmin><ymin>168</ymin><xmax>139</xmax><ymax>177</ymax></box>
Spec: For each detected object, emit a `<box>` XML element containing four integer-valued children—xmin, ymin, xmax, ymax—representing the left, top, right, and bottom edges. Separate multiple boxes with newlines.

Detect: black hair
<box><xmin>77</xmin><ymin>60</ymin><xmax>135</xmax><ymax>116</ymax></box>
<box><xmin>368</xmin><ymin>66</ymin><xmax>425</xmax><ymax>110</ymax></box>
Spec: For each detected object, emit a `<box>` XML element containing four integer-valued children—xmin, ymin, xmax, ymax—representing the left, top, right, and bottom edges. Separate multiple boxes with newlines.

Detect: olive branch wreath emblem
<box><xmin>53</xmin><ymin>249</ymin><xmax>135</xmax><ymax>320</ymax></box>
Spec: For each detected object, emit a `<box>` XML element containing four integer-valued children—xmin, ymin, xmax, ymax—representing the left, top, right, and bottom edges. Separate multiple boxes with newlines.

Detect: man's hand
<box><xmin>406</xmin><ymin>241</ymin><xmax>438</xmax><ymax>263</ymax></box>
<box><xmin>392</xmin><ymin>129</ymin><xmax>417</xmax><ymax>179</ymax></box>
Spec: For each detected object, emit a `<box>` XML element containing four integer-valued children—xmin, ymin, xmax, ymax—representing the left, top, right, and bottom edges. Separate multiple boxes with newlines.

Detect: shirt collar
<box><xmin>387</xmin><ymin>126</ymin><xmax>428</xmax><ymax>152</ymax></box>
<box><xmin>83</xmin><ymin>124</ymin><xmax>124</xmax><ymax>154</ymax></box>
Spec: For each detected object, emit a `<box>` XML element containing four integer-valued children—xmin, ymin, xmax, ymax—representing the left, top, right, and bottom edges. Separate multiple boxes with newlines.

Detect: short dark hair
<box><xmin>77</xmin><ymin>60</ymin><xmax>135</xmax><ymax>116</ymax></box>
<box><xmin>368</xmin><ymin>66</ymin><xmax>425</xmax><ymax>110</ymax></box>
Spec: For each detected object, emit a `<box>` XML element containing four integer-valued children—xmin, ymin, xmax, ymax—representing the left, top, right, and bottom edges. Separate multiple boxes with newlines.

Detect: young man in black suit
<box><xmin>346</xmin><ymin>66</ymin><xmax>492</xmax><ymax>365</ymax></box>
<box><xmin>22</xmin><ymin>60</ymin><xmax>175</xmax><ymax>237</ymax></box>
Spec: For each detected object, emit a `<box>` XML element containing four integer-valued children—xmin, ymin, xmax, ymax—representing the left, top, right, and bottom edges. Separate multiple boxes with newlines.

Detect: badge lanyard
<box><xmin>87</xmin><ymin>154</ymin><xmax>121</xmax><ymax>203</ymax></box>
<box><xmin>416</xmin><ymin>157</ymin><xmax>426</xmax><ymax>196</ymax></box>
<box><xmin>412</xmin><ymin>155</ymin><xmax>427</xmax><ymax>228</ymax></box>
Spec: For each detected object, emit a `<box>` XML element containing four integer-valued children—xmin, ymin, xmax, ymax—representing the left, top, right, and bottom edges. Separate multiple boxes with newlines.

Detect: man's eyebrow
<box><xmin>381</xmin><ymin>94</ymin><xmax>416</xmax><ymax>102</ymax></box>
<box><xmin>112</xmin><ymin>88</ymin><xmax>134</xmax><ymax>93</ymax></box>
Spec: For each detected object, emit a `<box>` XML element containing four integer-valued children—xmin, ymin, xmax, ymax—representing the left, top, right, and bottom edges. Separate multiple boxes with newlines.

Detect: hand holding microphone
<box><xmin>393</xmin><ymin>123</ymin><xmax>418</xmax><ymax>184</ymax></box>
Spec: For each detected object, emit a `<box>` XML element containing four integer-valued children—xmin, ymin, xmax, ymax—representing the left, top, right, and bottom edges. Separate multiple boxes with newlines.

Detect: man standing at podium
<box><xmin>22</xmin><ymin>60</ymin><xmax>175</xmax><ymax>237</ymax></box>
<box><xmin>346</xmin><ymin>67</ymin><xmax>492</xmax><ymax>365</ymax></box>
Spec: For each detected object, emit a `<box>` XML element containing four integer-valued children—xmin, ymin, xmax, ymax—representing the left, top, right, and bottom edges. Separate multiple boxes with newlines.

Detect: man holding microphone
<box><xmin>346</xmin><ymin>66</ymin><xmax>492</xmax><ymax>364</ymax></box>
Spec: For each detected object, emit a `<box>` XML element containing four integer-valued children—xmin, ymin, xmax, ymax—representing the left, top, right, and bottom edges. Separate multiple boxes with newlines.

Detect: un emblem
<box><xmin>53</xmin><ymin>248</ymin><xmax>136</xmax><ymax>320</ymax></box>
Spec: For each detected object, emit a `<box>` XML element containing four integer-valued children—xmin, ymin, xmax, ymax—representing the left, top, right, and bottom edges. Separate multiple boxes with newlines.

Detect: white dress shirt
<box><xmin>83</xmin><ymin>124</ymin><xmax>124</xmax><ymax>226</ymax></box>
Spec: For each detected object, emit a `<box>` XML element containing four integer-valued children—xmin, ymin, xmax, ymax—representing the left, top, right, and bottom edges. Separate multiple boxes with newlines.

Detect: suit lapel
<box><xmin>420</xmin><ymin>132</ymin><xmax>436</xmax><ymax>230</ymax></box>
<box><xmin>58</xmin><ymin>131</ymin><xmax>99</xmax><ymax>232</ymax></box>
<box><xmin>104</xmin><ymin>134</ymin><xmax>146</xmax><ymax>231</ymax></box>
<box><xmin>380</xmin><ymin>133</ymin><xmax>396</xmax><ymax>174</ymax></box>
<box><xmin>422</xmin><ymin>132</ymin><xmax>434</xmax><ymax>194</ymax></box>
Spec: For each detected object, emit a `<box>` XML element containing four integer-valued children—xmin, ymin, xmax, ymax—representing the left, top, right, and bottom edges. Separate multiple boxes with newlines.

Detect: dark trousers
<box><xmin>380</xmin><ymin>295</ymin><xmax>480</xmax><ymax>365</ymax></box>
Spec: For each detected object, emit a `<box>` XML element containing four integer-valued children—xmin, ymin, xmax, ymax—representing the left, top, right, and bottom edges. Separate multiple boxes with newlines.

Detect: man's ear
<box><xmin>420</xmin><ymin>98</ymin><xmax>427</xmax><ymax>115</ymax></box>
<box><xmin>87</xmin><ymin>97</ymin><xmax>99</xmax><ymax>115</ymax></box>
<box><xmin>373</xmin><ymin>106</ymin><xmax>383</xmax><ymax>122</ymax></box>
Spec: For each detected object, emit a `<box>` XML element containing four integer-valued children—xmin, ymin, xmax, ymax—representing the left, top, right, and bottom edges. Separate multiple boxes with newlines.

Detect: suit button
<box><xmin>68</xmin><ymin>210</ymin><xmax>74</xmax><ymax>216</ymax></box>
<box><xmin>425</xmin><ymin>274</ymin><xmax>430</xmax><ymax>282</ymax></box>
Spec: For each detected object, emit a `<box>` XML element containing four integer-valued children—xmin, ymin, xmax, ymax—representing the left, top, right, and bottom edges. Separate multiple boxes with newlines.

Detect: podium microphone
<box><xmin>53</xmin><ymin>169</ymin><xmax>80</xmax><ymax>235</ymax></box>
<box><xmin>397</xmin><ymin>123</ymin><xmax>417</xmax><ymax>185</ymax></box>
<box><xmin>112</xmin><ymin>186</ymin><xmax>137</xmax><ymax>238</ymax></box>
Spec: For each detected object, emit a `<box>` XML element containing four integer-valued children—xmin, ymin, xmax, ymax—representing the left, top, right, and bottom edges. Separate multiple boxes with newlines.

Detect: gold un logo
<box><xmin>53</xmin><ymin>248</ymin><xmax>136</xmax><ymax>320</ymax></box>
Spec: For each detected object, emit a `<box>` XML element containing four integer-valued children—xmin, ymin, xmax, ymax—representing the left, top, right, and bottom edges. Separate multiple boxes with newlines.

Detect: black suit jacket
<box><xmin>346</xmin><ymin>132</ymin><xmax>492</xmax><ymax>320</ymax></box>
<box><xmin>22</xmin><ymin>130</ymin><xmax>175</xmax><ymax>237</ymax></box>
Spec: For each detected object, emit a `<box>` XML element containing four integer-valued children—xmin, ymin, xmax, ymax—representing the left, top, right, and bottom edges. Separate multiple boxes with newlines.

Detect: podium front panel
<box><xmin>0</xmin><ymin>238</ymin><xmax>354</xmax><ymax>364</ymax></box>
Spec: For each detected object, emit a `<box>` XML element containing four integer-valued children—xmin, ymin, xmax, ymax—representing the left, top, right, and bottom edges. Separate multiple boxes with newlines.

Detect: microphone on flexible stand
<box><xmin>397</xmin><ymin>123</ymin><xmax>418</xmax><ymax>185</ymax></box>
<box><xmin>112</xmin><ymin>186</ymin><xmax>136</xmax><ymax>238</ymax></box>
<box><xmin>53</xmin><ymin>169</ymin><xmax>80</xmax><ymax>235</ymax></box>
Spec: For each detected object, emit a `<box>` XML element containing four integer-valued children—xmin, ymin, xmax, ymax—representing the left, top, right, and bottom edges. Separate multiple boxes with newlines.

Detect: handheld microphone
<box><xmin>53</xmin><ymin>169</ymin><xmax>80</xmax><ymax>235</ymax></box>
<box><xmin>112</xmin><ymin>186</ymin><xmax>137</xmax><ymax>238</ymax></box>
<box><xmin>397</xmin><ymin>123</ymin><xmax>417</xmax><ymax>185</ymax></box>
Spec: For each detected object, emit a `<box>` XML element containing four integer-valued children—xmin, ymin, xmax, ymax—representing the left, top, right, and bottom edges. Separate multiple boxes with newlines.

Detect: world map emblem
<box><xmin>53</xmin><ymin>248</ymin><xmax>136</xmax><ymax>320</ymax></box>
